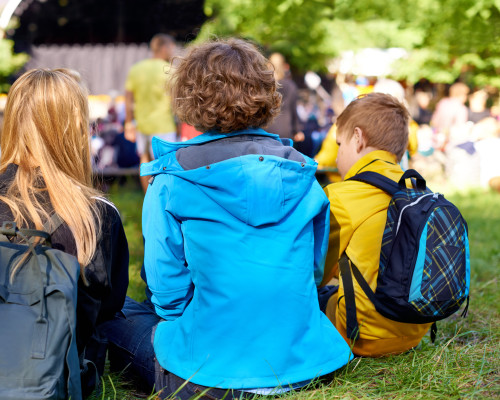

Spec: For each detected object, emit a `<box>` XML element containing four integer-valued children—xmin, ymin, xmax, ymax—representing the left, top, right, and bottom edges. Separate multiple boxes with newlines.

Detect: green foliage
<box><xmin>197</xmin><ymin>0</ymin><xmax>500</xmax><ymax>87</ymax></box>
<box><xmin>0</xmin><ymin>39</ymin><xmax>28</xmax><ymax>93</ymax></box>
<box><xmin>393</xmin><ymin>0</ymin><xmax>500</xmax><ymax>87</ymax></box>
<box><xmin>197</xmin><ymin>0</ymin><xmax>336</xmax><ymax>71</ymax></box>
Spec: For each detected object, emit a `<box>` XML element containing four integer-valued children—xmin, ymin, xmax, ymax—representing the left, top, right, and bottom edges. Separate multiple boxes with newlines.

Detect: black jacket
<box><xmin>0</xmin><ymin>164</ymin><xmax>129</xmax><ymax>359</ymax></box>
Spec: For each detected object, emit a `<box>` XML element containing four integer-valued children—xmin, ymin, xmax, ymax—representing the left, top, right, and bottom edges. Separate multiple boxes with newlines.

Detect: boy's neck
<box><xmin>344</xmin><ymin>150</ymin><xmax>398</xmax><ymax>180</ymax></box>
<box><xmin>358</xmin><ymin>146</ymin><xmax>379</xmax><ymax>159</ymax></box>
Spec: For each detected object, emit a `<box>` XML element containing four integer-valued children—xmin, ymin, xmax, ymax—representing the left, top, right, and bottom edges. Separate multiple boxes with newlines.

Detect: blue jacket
<box><xmin>140</xmin><ymin>128</ymin><xmax>352</xmax><ymax>389</ymax></box>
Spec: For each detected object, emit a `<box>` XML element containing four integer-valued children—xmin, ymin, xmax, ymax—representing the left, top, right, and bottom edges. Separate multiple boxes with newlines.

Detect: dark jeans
<box><xmin>100</xmin><ymin>297</ymin><xmax>249</xmax><ymax>400</ymax></box>
<box><xmin>317</xmin><ymin>285</ymin><xmax>339</xmax><ymax>314</ymax></box>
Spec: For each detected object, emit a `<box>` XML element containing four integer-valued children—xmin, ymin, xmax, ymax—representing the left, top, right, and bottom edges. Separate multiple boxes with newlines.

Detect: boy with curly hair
<box><xmin>319</xmin><ymin>93</ymin><xmax>432</xmax><ymax>357</ymax></box>
<box><xmin>103</xmin><ymin>39</ymin><xmax>351</xmax><ymax>399</ymax></box>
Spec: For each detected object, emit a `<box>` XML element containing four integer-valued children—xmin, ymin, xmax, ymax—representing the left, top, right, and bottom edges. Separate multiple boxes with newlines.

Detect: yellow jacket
<box><xmin>315</xmin><ymin>125</ymin><xmax>341</xmax><ymax>183</ymax></box>
<box><xmin>322</xmin><ymin>150</ymin><xmax>431</xmax><ymax>357</ymax></box>
<box><xmin>315</xmin><ymin>125</ymin><xmax>338</xmax><ymax>167</ymax></box>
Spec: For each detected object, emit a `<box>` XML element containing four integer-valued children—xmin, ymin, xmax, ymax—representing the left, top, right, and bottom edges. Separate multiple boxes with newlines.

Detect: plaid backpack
<box><xmin>339</xmin><ymin>169</ymin><xmax>470</xmax><ymax>341</ymax></box>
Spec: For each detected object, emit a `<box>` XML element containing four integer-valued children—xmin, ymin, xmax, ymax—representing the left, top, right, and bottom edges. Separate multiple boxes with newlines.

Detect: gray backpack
<box><xmin>0</xmin><ymin>215</ymin><xmax>82</xmax><ymax>400</ymax></box>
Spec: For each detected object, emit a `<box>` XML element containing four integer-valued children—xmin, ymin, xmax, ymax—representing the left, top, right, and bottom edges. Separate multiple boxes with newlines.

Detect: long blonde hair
<box><xmin>0</xmin><ymin>68</ymin><xmax>102</xmax><ymax>275</ymax></box>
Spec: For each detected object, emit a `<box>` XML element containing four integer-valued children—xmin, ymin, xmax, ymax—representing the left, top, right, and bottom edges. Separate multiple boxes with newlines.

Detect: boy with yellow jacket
<box><xmin>320</xmin><ymin>93</ymin><xmax>431</xmax><ymax>357</ymax></box>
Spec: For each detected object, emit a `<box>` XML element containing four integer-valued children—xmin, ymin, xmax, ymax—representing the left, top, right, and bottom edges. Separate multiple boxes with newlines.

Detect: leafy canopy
<box><xmin>0</xmin><ymin>39</ymin><xmax>29</xmax><ymax>93</ymax></box>
<box><xmin>198</xmin><ymin>0</ymin><xmax>500</xmax><ymax>87</ymax></box>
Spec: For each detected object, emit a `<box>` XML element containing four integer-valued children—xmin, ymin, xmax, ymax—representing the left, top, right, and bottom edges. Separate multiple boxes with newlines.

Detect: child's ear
<box><xmin>354</xmin><ymin>127</ymin><xmax>366</xmax><ymax>153</ymax></box>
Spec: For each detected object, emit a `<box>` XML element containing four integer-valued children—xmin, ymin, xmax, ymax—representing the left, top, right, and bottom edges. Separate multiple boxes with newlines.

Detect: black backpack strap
<box><xmin>338</xmin><ymin>253</ymin><xmax>360</xmax><ymax>340</ymax></box>
<box><xmin>350</xmin><ymin>260</ymin><xmax>379</xmax><ymax>305</ymax></box>
<box><xmin>461</xmin><ymin>296</ymin><xmax>469</xmax><ymax>317</ymax></box>
<box><xmin>346</xmin><ymin>171</ymin><xmax>400</xmax><ymax>195</ymax></box>
<box><xmin>430</xmin><ymin>322</ymin><xmax>438</xmax><ymax>343</ymax></box>
<box><xmin>339</xmin><ymin>252</ymin><xmax>384</xmax><ymax>341</ymax></box>
<box><xmin>398</xmin><ymin>169</ymin><xmax>426</xmax><ymax>190</ymax></box>
<box><xmin>347</xmin><ymin>169</ymin><xmax>427</xmax><ymax>194</ymax></box>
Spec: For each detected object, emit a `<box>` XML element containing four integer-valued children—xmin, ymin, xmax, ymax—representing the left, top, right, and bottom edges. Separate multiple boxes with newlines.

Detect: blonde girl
<box><xmin>0</xmin><ymin>68</ymin><xmax>129</xmax><ymax>397</ymax></box>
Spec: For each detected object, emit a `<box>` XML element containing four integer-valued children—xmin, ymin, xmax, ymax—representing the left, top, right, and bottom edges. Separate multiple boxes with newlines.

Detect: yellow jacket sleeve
<box><xmin>315</xmin><ymin>125</ymin><xmax>339</xmax><ymax>168</ymax></box>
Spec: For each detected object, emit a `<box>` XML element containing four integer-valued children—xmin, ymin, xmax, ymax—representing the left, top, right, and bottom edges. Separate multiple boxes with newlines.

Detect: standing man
<box><xmin>125</xmin><ymin>34</ymin><xmax>177</xmax><ymax>192</ymax></box>
<box><xmin>266</xmin><ymin>53</ymin><xmax>301</xmax><ymax>141</ymax></box>
<box><xmin>430</xmin><ymin>82</ymin><xmax>469</xmax><ymax>149</ymax></box>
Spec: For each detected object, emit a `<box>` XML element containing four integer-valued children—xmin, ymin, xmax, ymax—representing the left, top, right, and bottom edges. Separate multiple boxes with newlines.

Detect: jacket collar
<box><xmin>151</xmin><ymin>128</ymin><xmax>284</xmax><ymax>159</ymax></box>
<box><xmin>344</xmin><ymin>150</ymin><xmax>398</xmax><ymax>180</ymax></box>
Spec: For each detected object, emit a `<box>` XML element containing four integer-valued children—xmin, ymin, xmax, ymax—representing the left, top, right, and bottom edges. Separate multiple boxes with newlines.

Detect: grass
<box><xmin>92</xmin><ymin>178</ymin><xmax>500</xmax><ymax>399</ymax></box>
<box><xmin>107</xmin><ymin>178</ymin><xmax>147</xmax><ymax>302</ymax></box>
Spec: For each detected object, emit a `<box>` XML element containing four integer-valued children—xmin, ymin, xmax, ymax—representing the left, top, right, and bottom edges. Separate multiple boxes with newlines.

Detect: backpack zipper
<box><xmin>395</xmin><ymin>193</ymin><xmax>437</xmax><ymax>235</ymax></box>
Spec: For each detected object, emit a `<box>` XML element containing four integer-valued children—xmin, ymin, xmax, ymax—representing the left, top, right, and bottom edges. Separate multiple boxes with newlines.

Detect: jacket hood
<box><xmin>141</xmin><ymin>130</ymin><xmax>318</xmax><ymax>227</ymax></box>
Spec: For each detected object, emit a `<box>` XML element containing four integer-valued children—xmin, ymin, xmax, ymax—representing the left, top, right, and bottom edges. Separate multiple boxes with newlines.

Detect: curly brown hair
<box><xmin>171</xmin><ymin>38</ymin><xmax>282</xmax><ymax>133</ymax></box>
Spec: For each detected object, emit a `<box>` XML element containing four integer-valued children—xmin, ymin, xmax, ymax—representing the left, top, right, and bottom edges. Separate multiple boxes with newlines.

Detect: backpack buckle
<box><xmin>0</xmin><ymin>221</ymin><xmax>17</xmax><ymax>236</ymax></box>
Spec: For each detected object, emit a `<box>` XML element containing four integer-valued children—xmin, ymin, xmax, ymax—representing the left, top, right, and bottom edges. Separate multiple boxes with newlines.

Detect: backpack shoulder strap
<box><xmin>27</xmin><ymin>213</ymin><xmax>65</xmax><ymax>247</ymax></box>
<box><xmin>43</xmin><ymin>213</ymin><xmax>64</xmax><ymax>235</ymax></box>
<box><xmin>347</xmin><ymin>169</ymin><xmax>427</xmax><ymax>195</ymax></box>
<box><xmin>346</xmin><ymin>171</ymin><xmax>400</xmax><ymax>195</ymax></box>
<box><xmin>338</xmin><ymin>253</ymin><xmax>360</xmax><ymax>341</ymax></box>
<box><xmin>339</xmin><ymin>252</ymin><xmax>385</xmax><ymax>341</ymax></box>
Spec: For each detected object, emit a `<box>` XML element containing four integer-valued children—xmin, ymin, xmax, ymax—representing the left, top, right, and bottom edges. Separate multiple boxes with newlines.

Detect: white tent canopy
<box><xmin>328</xmin><ymin>48</ymin><xmax>408</xmax><ymax>77</ymax></box>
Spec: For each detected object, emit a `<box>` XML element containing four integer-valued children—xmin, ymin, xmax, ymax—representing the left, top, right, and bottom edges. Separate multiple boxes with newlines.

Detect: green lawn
<box><xmin>108</xmin><ymin>179</ymin><xmax>147</xmax><ymax>302</ymax></box>
<box><xmin>96</xmin><ymin>179</ymin><xmax>499</xmax><ymax>399</ymax></box>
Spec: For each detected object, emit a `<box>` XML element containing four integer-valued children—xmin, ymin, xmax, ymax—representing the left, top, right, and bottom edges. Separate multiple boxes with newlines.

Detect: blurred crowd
<box><xmin>79</xmin><ymin>48</ymin><xmax>500</xmax><ymax>193</ymax></box>
<box><xmin>0</xmin><ymin>34</ymin><xmax>496</xmax><ymax>194</ymax></box>
<box><xmin>314</xmin><ymin>77</ymin><xmax>500</xmax><ymax>192</ymax></box>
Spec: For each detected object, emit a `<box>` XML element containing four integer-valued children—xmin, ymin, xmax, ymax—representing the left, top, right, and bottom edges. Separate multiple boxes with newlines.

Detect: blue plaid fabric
<box><xmin>379</xmin><ymin>187</ymin><xmax>469</xmax><ymax>320</ymax></box>
<box><xmin>411</xmin><ymin>207</ymin><xmax>468</xmax><ymax>316</ymax></box>
<box><xmin>346</xmin><ymin>170</ymin><xmax>469</xmax><ymax>324</ymax></box>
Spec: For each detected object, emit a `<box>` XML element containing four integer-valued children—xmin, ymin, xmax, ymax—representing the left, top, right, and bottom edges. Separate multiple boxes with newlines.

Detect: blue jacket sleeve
<box><xmin>313</xmin><ymin>185</ymin><xmax>331</xmax><ymax>286</ymax></box>
<box><xmin>142</xmin><ymin>174</ymin><xmax>194</xmax><ymax>320</ymax></box>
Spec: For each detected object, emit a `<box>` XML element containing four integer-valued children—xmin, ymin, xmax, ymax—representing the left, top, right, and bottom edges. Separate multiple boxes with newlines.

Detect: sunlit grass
<box><xmin>108</xmin><ymin>178</ymin><xmax>147</xmax><ymax>302</ymax></box>
<box><xmin>96</xmin><ymin>181</ymin><xmax>500</xmax><ymax>400</ymax></box>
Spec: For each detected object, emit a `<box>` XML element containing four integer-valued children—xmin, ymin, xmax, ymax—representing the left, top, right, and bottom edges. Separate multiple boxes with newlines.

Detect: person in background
<box><xmin>355</xmin><ymin>76</ymin><xmax>374</xmax><ymax>96</ymax></box>
<box><xmin>430</xmin><ymin>82</ymin><xmax>469</xmax><ymax>148</ymax></box>
<box><xmin>413</xmin><ymin>90</ymin><xmax>433</xmax><ymax>126</ymax></box>
<box><xmin>315</xmin><ymin>125</ymin><xmax>342</xmax><ymax>182</ymax></box>
<box><xmin>124</xmin><ymin>33</ymin><xmax>177</xmax><ymax>192</ymax></box>
<box><xmin>468</xmin><ymin>89</ymin><xmax>491</xmax><ymax>124</ymax></box>
<box><xmin>266</xmin><ymin>52</ymin><xmax>303</xmax><ymax>142</ymax></box>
